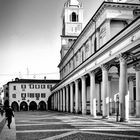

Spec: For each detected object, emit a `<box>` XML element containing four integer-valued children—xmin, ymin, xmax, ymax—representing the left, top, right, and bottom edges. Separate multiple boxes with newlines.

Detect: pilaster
<box><xmin>134</xmin><ymin>63</ymin><xmax>140</xmax><ymax>117</ymax></box>
<box><xmin>128</xmin><ymin>76</ymin><xmax>134</xmax><ymax>115</ymax></box>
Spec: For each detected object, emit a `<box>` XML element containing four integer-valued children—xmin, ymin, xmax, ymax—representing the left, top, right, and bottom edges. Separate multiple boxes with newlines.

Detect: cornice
<box><xmin>59</xmin><ymin>2</ymin><xmax>140</xmax><ymax>69</ymax></box>
<box><xmin>52</xmin><ymin>15</ymin><xmax>140</xmax><ymax>92</ymax></box>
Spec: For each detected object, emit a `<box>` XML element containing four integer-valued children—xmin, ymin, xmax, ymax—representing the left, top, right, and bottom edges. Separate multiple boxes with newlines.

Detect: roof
<box><xmin>7</xmin><ymin>78</ymin><xmax>60</xmax><ymax>84</ymax></box>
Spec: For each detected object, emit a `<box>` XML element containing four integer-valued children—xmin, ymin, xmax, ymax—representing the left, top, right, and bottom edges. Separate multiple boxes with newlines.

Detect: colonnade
<box><xmin>50</xmin><ymin>53</ymin><xmax>140</xmax><ymax>121</ymax></box>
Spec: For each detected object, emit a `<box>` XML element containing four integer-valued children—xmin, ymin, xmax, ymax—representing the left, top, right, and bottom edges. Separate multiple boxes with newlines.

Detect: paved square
<box><xmin>15</xmin><ymin>111</ymin><xmax>140</xmax><ymax>140</ymax></box>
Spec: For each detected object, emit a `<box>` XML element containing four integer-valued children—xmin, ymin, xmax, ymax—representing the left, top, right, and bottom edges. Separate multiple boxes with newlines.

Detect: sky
<box><xmin>0</xmin><ymin>0</ymin><xmax>103</xmax><ymax>88</ymax></box>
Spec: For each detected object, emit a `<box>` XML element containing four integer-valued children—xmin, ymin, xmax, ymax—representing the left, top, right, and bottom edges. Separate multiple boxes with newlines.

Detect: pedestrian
<box><xmin>1</xmin><ymin>108</ymin><xmax>4</xmax><ymax>116</ymax></box>
<box><xmin>5</xmin><ymin>106</ymin><xmax>14</xmax><ymax>129</ymax></box>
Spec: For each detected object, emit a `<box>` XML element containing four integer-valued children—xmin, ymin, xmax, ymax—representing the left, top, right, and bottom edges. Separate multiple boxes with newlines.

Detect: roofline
<box><xmin>7</xmin><ymin>79</ymin><xmax>60</xmax><ymax>85</ymax></box>
<box><xmin>52</xmin><ymin>15</ymin><xmax>140</xmax><ymax>91</ymax></box>
<box><xmin>58</xmin><ymin>1</ymin><xmax>140</xmax><ymax>67</ymax></box>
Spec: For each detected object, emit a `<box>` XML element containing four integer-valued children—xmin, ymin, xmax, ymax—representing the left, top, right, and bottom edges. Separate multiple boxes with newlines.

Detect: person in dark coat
<box><xmin>5</xmin><ymin>106</ymin><xmax>14</xmax><ymax>129</ymax></box>
<box><xmin>0</xmin><ymin>108</ymin><xmax>4</xmax><ymax>116</ymax></box>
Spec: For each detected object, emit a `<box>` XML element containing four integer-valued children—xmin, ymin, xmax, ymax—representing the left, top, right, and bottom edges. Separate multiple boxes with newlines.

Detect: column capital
<box><xmin>118</xmin><ymin>53</ymin><xmax>128</xmax><ymax>63</ymax></box>
<box><xmin>101</xmin><ymin>63</ymin><xmax>110</xmax><ymax>71</ymax></box>
<box><xmin>89</xmin><ymin>69</ymin><xmax>98</xmax><ymax>75</ymax></box>
<box><xmin>75</xmin><ymin>79</ymin><xmax>79</xmax><ymax>85</ymax></box>
<box><xmin>66</xmin><ymin>85</ymin><xmax>69</xmax><ymax>88</ymax></box>
<box><xmin>133</xmin><ymin>63</ymin><xmax>140</xmax><ymax>71</ymax></box>
<box><xmin>81</xmin><ymin>75</ymin><xmax>86</xmax><ymax>80</ymax></box>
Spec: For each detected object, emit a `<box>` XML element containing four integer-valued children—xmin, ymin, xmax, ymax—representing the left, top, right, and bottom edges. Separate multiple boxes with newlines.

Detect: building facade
<box><xmin>50</xmin><ymin>0</ymin><xmax>140</xmax><ymax>122</ymax></box>
<box><xmin>3</xmin><ymin>78</ymin><xmax>60</xmax><ymax>111</ymax></box>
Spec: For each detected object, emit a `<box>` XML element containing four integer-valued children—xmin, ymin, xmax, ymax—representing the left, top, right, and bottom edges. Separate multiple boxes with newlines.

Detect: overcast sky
<box><xmin>0</xmin><ymin>0</ymin><xmax>103</xmax><ymax>87</ymax></box>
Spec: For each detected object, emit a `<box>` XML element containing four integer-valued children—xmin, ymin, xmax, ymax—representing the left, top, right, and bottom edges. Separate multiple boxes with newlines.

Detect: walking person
<box><xmin>5</xmin><ymin>106</ymin><xmax>14</xmax><ymax>129</ymax></box>
<box><xmin>0</xmin><ymin>108</ymin><xmax>4</xmax><ymax>116</ymax></box>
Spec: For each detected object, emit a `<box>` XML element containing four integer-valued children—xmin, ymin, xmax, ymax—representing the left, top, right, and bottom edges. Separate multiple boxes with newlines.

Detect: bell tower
<box><xmin>60</xmin><ymin>0</ymin><xmax>83</xmax><ymax>59</ymax></box>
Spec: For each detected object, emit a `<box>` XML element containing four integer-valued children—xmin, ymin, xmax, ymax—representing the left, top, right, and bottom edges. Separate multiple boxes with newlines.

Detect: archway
<box><xmin>20</xmin><ymin>101</ymin><xmax>28</xmax><ymax>111</ymax></box>
<box><xmin>11</xmin><ymin>101</ymin><xmax>19</xmax><ymax>111</ymax></box>
<box><xmin>39</xmin><ymin>101</ymin><xmax>46</xmax><ymax>111</ymax></box>
<box><xmin>29</xmin><ymin>101</ymin><xmax>37</xmax><ymax>111</ymax></box>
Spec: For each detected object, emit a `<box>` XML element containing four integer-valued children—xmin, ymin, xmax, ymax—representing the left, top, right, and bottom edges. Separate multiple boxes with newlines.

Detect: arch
<box><xmin>20</xmin><ymin>101</ymin><xmax>28</xmax><ymax>111</ymax></box>
<box><xmin>29</xmin><ymin>101</ymin><xmax>37</xmax><ymax>111</ymax></box>
<box><xmin>39</xmin><ymin>101</ymin><xmax>46</xmax><ymax>111</ymax></box>
<box><xmin>11</xmin><ymin>101</ymin><xmax>19</xmax><ymax>111</ymax></box>
<box><xmin>70</xmin><ymin>12</ymin><xmax>78</xmax><ymax>22</ymax></box>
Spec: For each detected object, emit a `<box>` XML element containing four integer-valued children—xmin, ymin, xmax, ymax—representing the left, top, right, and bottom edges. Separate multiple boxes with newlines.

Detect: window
<box><xmin>35</xmin><ymin>85</ymin><xmax>40</xmax><ymax>89</ymax></box>
<box><xmin>21</xmin><ymin>93</ymin><xmax>26</xmax><ymax>100</ymax></box>
<box><xmin>70</xmin><ymin>12</ymin><xmax>78</xmax><ymax>22</ymax></box>
<box><xmin>21</xmin><ymin>93</ymin><xmax>26</xmax><ymax>98</ymax></box>
<box><xmin>47</xmin><ymin>85</ymin><xmax>52</xmax><ymax>89</ymax></box>
<box><xmin>30</xmin><ymin>93</ymin><xmax>34</xmax><ymax>98</ymax></box>
<box><xmin>41</xmin><ymin>93</ymin><xmax>46</xmax><ymax>98</ymax></box>
<box><xmin>6</xmin><ymin>93</ymin><xmax>9</xmax><ymax>97</ymax></box>
<box><xmin>35</xmin><ymin>93</ymin><xmax>40</xmax><ymax>100</ymax></box>
<box><xmin>13</xmin><ymin>86</ymin><xmax>16</xmax><ymax>90</ymax></box>
<box><xmin>12</xmin><ymin>94</ymin><xmax>16</xmax><ymax>98</ymax></box>
<box><xmin>41</xmin><ymin>85</ymin><xmax>46</xmax><ymax>89</ymax></box>
<box><xmin>35</xmin><ymin>93</ymin><xmax>40</xmax><ymax>98</ymax></box>
<box><xmin>29</xmin><ymin>84</ymin><xmax>34</xmax><ymax>89</ymax></box>
<box><xmin>72</xmin><ymin>12</ymin><xmax>77</xmax><ymax>22</ymax></box>
<box><xmin>76</xmin><ymin>53</ymin><xmax>78</xmax><ymax>61</ymax></box>
<box><xmin>69</xmin><ymin>61</ymin><xmax>71</xmax><ymax>68</ymax></box>
<box><xmin>21</xmin><ymin>85</ymin><xmax>26</xmax><ymax>89</ymax></box>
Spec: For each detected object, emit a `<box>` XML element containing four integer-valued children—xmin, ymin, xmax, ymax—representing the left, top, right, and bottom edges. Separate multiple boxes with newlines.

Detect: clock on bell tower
<box><xmin>60</xmin><ymin>0</ymin><xmax>83</xmax><ymax>59</ymax></box>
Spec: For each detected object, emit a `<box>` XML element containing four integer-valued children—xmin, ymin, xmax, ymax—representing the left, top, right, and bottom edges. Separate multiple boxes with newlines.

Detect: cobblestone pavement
<box><xmin>15</xmin><ymin>111</ymin><xmax>140</xmax><ymax>140</ymax></box>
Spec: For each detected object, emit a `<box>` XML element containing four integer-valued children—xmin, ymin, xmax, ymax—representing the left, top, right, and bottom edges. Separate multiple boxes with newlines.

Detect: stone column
<box><xmin>82</xmin><ymin>76</ymin><xmax>86</xmax><ymax>115</ymax></box>
<box><xmin>108</xmin><ymin>77</ymin><xmax>112</xmax><ymax>115</ymax></box>
<box><xmin>70</xmin><ymin>83</ymin><xmax>74</xmax><ymax>113</ymax></box>
<box><xmin>51</xmin><ymin>95</ymin><xmax>53</xmax><ymax>110</ymax></box>
<box><xmin>75</xmin><ymin>80</ymin><xmax>79</xmax><ymax>113</ymax></box>
<box><xmin>129</xmin><ymin>77</ymin><xmax>134</xmax><ymax>115</ymax></box>
<box><xmin>60</xmin><ymin>90</ymin><xmax>63</xmax><ymax>111</ymax></box>
<box><xmin>54</xmin><ymin>93</ymin><xmax>56</xmax><ymax>110</ymax></box>
<box><xmin>66</xmin><ymin>86</ymin><xmax>69</xmax><ymax>112</ymax></box>
<box><xmin>53</xmin><ymin>93</ymin><xmax>55</xmax><ymax>110</ymax></box>
<box><xmin>134</xmin><ymin>64</ymin><xmax>140</xmax><ymax>117</ymax></box>
<box><xmin>56</xmin><ymin>92</ymin><xmax>58</xmax><ymax>111</ymax></box>
<box><xmin>101</xmin><ymin>64</ymin><xmax>109</xmax><ymax>118</ymax></box>
<box><xmin>58</xmin><ymin>91</ymin><xmax>60</xmax><ymax>111</ymax></box>
<box><xmin>89</xmin><ymin>71</ymin><xmax>96</xmax><ymax>117</ymax></box>
<box><xmin>97</xmin><ymin>83</ymin><xmax>101</xmax><ymax>114</ymax></box>
<box><xmin>63</xmin><ymin>88</ymin><xmax>66</xmax><ymax>112</ymax></box>
<box><xmin>119</xmin><ymin>54</ymin><xmax>129</xmax><ymax>122</ymax></box>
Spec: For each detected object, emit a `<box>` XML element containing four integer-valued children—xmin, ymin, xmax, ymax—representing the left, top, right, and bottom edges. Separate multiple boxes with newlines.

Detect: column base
<box><xmin>120</xmin><ymin>118</ymin><xmax>129</xmax><ymax>122</ymax></box>
<box><xmin>102</xmin><ymin>116</ymin><xmax>109</xmax><ymax>119</ymax></box>
<box><xmin>92</xmin><ymin>115</ymin><xmax>97</xmax><ymax>118</ymax></box>
<box><xmin>136</xmin><ymin>115</ymin><xmax>140</xmax><ymax>118</ymax></box>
